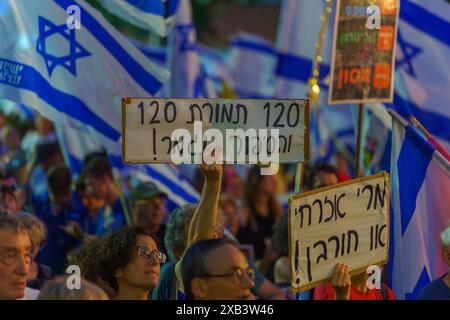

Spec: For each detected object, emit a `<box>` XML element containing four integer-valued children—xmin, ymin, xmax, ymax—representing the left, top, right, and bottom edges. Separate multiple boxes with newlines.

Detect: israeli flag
<box><xmin>197</xmin><ymin>43</ymin><xmax>233</xmax><ymax>95</ymax></box>
<box><xmin>168</xmin><ymin>0</ymin><xmax>216</xmax><ymax>98</ymax></box>
<box><xmin>229</xmin><ymin>32</ymin><xmax>277</xmax><ymax>99</ymax></box>
<box><xmin>392</xmin><ymin>0</ymin><xmax>450</xmax><ymax>152</ymax></box>
<box><xmin>98</xmin><ymin>0</ymin><xmax>180</xmax><ymax>37</ymax></box>
<box><xmin>358</xmin><ymin>104</ymin><xmax>392</xmax><ymax>176</ymax></box>
<box><xmin>390</xmin><ymin>110</ymin><xmax>450</xmax><ymax>299</ymax></box>
<box><xmin>0</xmin><ymin>0</ymin><xmax>169</xmax><ymax>152</ymax></box>
<box><xmin>275</xmin><ymin>0</ymin><xmax>355</xmax><ymax>165</ymax></box>
<box><xmin>129</xmin><ymin>37</ymin><xmax>167</xmax><ymax>67</ymax></box>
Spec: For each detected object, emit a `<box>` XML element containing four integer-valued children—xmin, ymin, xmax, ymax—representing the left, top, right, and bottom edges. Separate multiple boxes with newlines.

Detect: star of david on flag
<box><xmin>0</xmin><ymin>0</ymin><xmax>200</xmax><ymax>206</ymax></box>
<box><xmin>36</xmin><ymin>16</ymin><xmax>91</xmax><ymax>77</ymax></box>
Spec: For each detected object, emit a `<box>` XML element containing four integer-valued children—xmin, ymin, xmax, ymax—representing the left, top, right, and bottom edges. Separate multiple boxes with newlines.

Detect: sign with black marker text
<box><xmin>289</xmin><ymin>172</ymin><xmax>390</xmax><ymax>291</ymax></box>
<box><xmin>122</xmin><ymin>98</ymin><xmax>309</xmax><ymax>165</ymax></box>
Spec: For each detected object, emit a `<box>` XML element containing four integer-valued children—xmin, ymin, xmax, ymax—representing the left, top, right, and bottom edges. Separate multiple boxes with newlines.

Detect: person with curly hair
<box><xmin>70</xmin><ymin>236</ymin><xmax>115</xmax><ymax>298</ymax></box>
<box><xmin>100</xmin><ymin>226</ymin><xmax>166</xmax><ymax>300</ymax></box>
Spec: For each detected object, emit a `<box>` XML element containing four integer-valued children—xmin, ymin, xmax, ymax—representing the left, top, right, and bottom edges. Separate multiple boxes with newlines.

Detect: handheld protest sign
<box><xmin>328</xmin><ymin>0</ymin><xmax>400</xmax><ymax>104</ymax></box>
<box><xmin>122</xmin><ymin>98</ymin><xmax>309</xmax><ymax>165</ymax></box>
<box><xmin>288</xmin><ymin>172</ymin><xmax>390</xmax><ymax>292</ymax></box>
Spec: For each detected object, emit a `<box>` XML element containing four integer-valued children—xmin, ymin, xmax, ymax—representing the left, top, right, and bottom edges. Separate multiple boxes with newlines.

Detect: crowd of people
<box><xmin>0</xmin><ymin>111</ymin><xmax>449</xmax><ymax>300</ymax></box>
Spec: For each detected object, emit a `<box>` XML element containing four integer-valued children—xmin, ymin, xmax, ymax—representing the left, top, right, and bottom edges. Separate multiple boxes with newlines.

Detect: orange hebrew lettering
<box><xmin>377</xmin><ymin>26</ymin><xmax>394</xmax><ymax>51</ymax></box>
<box><xmin>373</xmin><ymin>64</ymin><xmax>391</xmax><ymax>89</ymax></box>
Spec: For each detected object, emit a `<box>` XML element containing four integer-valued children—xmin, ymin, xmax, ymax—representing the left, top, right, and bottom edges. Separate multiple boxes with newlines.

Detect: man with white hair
<box><xmin>0</xmin><ymin>212</ymin><xmax>32</xmax><ymax>300</ymax></box>
<box><xmin>419</xmin><ymin>224</ymin><xmax>450</xmax><ymax>300</ymax></box>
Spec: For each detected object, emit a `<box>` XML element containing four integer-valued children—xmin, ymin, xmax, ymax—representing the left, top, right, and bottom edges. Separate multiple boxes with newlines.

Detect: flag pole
<box><xmin>355</xmin><ymin>103</ymin><xmax>365</xmax><ymax>177</ymax></box>
<box><xmin>294</xmin><ymin>163</ymin><xmax>305</xmax><ymax>193</ymax></box>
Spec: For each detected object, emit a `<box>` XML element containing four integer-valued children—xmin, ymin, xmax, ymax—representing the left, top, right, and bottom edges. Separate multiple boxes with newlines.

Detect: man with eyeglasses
<box><xmin>129</xmin><ymin>182</ymin><xmax>167</xmax><ymax>255</ymax></box>
<box><xmin>0</xmin><ymin>212</ymin><xmax>32</xmax><ymax>300</ymax></box>
<box><xmin>100</xmin><ymin>226</ymin><xmax>167</xmax><ymax>300</ymax></box>
<box><xmin>182</xmin><ymin>238</ymin><xmax>255</xmax><ymax>300</ymax></box>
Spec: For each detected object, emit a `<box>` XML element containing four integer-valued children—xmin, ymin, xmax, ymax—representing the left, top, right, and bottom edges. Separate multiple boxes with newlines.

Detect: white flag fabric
<box><xmin>98</xmin><ymin>0</ymin><xmax>180</xmax><ymax>37</ymax></box>
<box><xmin>0</xmin><ymin>0</ymin><xmax>169</xmax><ymax>151</ymax></box>
<box><xmin>230</xmin><ymin>32</ymin><xmax>277</xmax><ymax>99</ymax></box>
<box><xmin>391</xmin><ymin>0</ymin><xmax>450</xmax><ymax>152</ymax></box>
<box><xmin>390</xmin><ymin>111</ymin><xmax>450</xmax><ymax>299</ymax></box>
<box><xmin>168</xmin><ymin>0</ymin><xmax>216</xmax><ymax>98</ymax></box>
<box><xmin>275</xmin><ymin>0</ymin><xmax>355</xmax><ymax>164</ymax></box>
<box><xmin>0</xmin><ymin>0</ymin><xmax>200</xmax><ymax>207</ymax></box>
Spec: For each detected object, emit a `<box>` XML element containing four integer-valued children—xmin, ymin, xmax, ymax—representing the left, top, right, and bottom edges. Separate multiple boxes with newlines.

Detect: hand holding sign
<box><xmin>289</xmin><ymin>172</ymin><xmax>390</xmax><ymax>292</ymax></box>
<box><xmin>331</xmin><ymin>263</ymin><xmax>351</xmax><ymax>300</ymax></box>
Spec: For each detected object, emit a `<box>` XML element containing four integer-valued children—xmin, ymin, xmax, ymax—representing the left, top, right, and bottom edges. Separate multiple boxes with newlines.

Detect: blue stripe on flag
<box><xmin>397</xmin><ymin>124</ymin><xmax>434</xmax><ymax>235</ymax></box>
<box><xmin>276</xmin><ymin>54</ymin><xmax>329</xmax><ymax>82</ymax></box>
<box><xmin>142</xmin><ymin>165</ymin><xmax>198</xmax><ymax>203</ymax></box>
<box><xmin>401</xmin><ymin>0</ymin><xmax>450</xmax><ymax>47</ymax></box>
<box><xmin>230</xmin><ymin>39</ymin><xmax>276</xmax><ymax>56</ymax></box>
<box><xmin>124</xmin><ymin>0</ymin><xmax>164</xmax><ymax>15</ymax></box>
<box><xmin>0</xmin><ymin>58</ymin><xmax>120</xmax><ymax>141</ymax></box>
<box><xmin>54</xmin><ymin>0</ymin><xmax>164</xmax><ymax>95</ymax></box>
<box><xmin>391</xmin><ymin>94</ymin><xmax>450</xmax><ymax>142</ymax></box>
<box><xmin>68</xmin><ymin>154</ymin><xmax>84</xmax><ymax>175</ymax></box>
<box><xmin>167</xmin><ymin>0</ymin><xmax>180</xmax><ymax>16</ymax></box>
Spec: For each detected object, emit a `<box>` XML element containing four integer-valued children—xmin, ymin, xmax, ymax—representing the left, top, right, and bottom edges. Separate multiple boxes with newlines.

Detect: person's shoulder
<box><xmin>418</xmin><ymin>277</ymin><xmax>445</xmax><ymax>300</ymax></box>
<box><xmin>152</xmin><ymin>261</ymin><xmax>177</xmax><ymax>300</ymax></box>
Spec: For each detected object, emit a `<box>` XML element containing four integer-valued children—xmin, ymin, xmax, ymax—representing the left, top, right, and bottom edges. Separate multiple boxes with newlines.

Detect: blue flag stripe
<box><xmin>276</xmin><ymin>54</ymin><xmax>329</xmax><ymax>82</ymax></box>
<box><xmin>109</xmin><ymin>156</ymin><xmax>198</xmax><ymax>204</ymax></box>
<box><xmin>0</xmin><ymin>58</ymin><xmax>120</xmax><ymax>141</ymax></box>
<box><xmin>124</xmin><ymin>0</ymin><xmax>164</xmax><ymax>15</ymax></box>
<box><xmin>397</xmin><ymin>124</ymin><xmax>434</xmax><ymax>235</ymax></box>
<box><xmin>391</xmin><ymin>94</ymin><xmax>450</xmax><ymax>142</ymax></box>
<box><xmin>230</xmin><ymin>38</ymin><xmax>276</xmax><ymax>56</ymax></box>
<box><xmin>54</xmin><ymin>0</ymin><xmax>164</xmax><ymax>95</ymax></box>
<box><xmin>142</xmin><ymin>165</ymin><xmax>198</xmax><ymax>203</ymax></box>
<box><xmin>401</xmin><ymin>0</ymin><xmax>450</xmax><ymax>47</ymax></box>
<box><xmin>167</xmin><ymin>0</ymin><xmax>180</xmax><ymax>16</ymax></box>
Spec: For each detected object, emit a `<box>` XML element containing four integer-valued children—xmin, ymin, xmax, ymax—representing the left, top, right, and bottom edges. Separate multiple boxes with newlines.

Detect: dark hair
<box><xmin>0</xmin><ymin>185</ymin><xmax>17</xmax><ymax>203</ymax></box>
<box><xmin>47</xmin><ymin>164</ymin><xmax>72</xmax><ymax>195</ymax></box>
<box><xmin>181</xmin><ymin>238</ymin><xmax>227</xmax><ymax>300</ymax></box>
<box><xmin>34</xmin><ymin>142</ymin><xmax>61</xmax><ymax>168</ymax></box>
<box><xmin>82</xmin><ymin>156</ymin><xmax>112</xmax><ymax>180</ymax></box>
<box><xmin>71</xmin><ymin>237</ymin><xmax>108</xmax><ymax>284</ymax></box>
<box><xmin>100</xmin><ymin>226</ymin><xmax>158</xmax><ymax>292</ymax></box>
<box><xmin>244</xmin><ymin>165</ymin><xmax>279</xmax><ymax>231</ymax></box>
<box><xmin>0</xmin><ymin>211</ymin><xmax>24</xmax><ymax>232</ymax></box>
<box><xmin>272</xmin><ymin>213</ymin><xmax>288</xmax><ymax>257</ymax></box>
<box><xmin>83</xmin><ymin>150</ymin><xmax>107</xmax><ymax>167</ymax></box>
<box><xmin>304</xmin><ymin>163</ymin><xmax>339</xmax><ymax>191</ymax></box>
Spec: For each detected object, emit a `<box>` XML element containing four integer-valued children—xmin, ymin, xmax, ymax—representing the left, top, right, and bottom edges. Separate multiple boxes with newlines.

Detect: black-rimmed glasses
<box><xmin>197</xmin><ymin>268</ymin><xmax>256</xmax><ymax>286</ymax></box>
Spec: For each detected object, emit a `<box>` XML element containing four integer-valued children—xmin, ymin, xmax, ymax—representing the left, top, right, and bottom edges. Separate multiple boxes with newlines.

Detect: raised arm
<box><xmin>186</xmin><ymin>163</ymin><xmax>223</xmax><ymax>246</ymax></box>
<box><xmin>175</xmin><ymin>164</ymin><xmax>223</xmax><ymax>284</ymax></box>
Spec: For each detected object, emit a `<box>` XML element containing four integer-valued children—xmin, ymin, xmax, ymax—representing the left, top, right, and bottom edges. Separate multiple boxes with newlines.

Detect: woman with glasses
<box><xmin>100</xmin><ymin>226</ymin><xmax>166</xmax><ymax>300</ymax></box>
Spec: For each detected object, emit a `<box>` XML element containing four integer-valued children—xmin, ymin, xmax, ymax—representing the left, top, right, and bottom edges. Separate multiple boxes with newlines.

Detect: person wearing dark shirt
<box><xmin>419</xmin><ymin>225</ymin><xmax>450</xmax><ymax>300</ymax></box>
<box><xmin>240</xmin><ymin>166</ymin><xmax>281</xmax><ymax>275</ymax></box>
<box><xmin>34</xmin><ymin>164</ymin><xmax>78</xmax><ymax>274</ymax></box>
<box><xmin>82</xmin><ymin>156</ymin><xmax>126</xmax><ymax>233</ymax></box>
<box><xmin>129</xmin><ymin>182</ymin><xmax>167</xmax><ymax>255</ymax></box>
